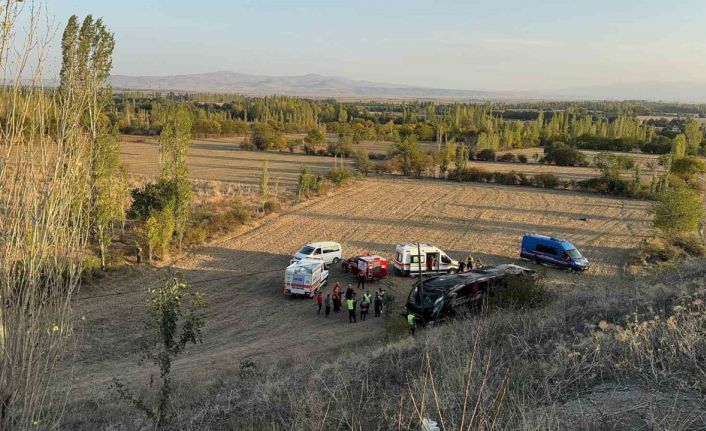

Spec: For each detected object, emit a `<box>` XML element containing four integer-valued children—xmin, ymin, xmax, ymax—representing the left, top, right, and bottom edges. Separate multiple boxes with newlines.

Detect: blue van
<box><xmin>520</xmin><ymin>234</ymin><xmax>589</xmax><ymax>271</ymax></box>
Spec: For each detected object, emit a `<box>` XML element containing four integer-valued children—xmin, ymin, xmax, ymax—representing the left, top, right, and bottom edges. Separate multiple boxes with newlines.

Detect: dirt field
<box><xmin>121</xmin><ymin>136</ymin><xmax>348</xmax><ymax>192</ymax></box>
<box><xmin>69</xmin><ymin>177</ymin><xmax>652</xmax><ymax>405</ymax></box>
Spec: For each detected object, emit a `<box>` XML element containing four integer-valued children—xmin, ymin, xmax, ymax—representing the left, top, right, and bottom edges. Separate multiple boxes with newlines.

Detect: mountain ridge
<box><xmin>108</xmin><ymin>71</ymin><xmax>706</xmax><ymax>102</ymax></box>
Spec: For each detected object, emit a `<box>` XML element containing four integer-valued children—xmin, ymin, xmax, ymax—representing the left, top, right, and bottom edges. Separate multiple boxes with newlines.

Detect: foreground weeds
<box><xmin>64</xmin><ymin>266</ymin><xmax>706</xmax><ymax>430</ymax></box>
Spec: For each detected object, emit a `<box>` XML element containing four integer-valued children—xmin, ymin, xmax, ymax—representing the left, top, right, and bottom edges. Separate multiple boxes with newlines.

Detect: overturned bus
<box><xmin>405</xmin><ymin>264</ymin><xmax>537</xmax><ymax>322</ymax></box>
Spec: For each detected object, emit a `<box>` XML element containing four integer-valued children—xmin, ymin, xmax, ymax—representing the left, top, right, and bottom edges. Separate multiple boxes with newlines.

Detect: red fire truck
<box><xmin>341</xmin><ymin>255</ymin><xmax>389</xmax><ymax>280</ymax></box>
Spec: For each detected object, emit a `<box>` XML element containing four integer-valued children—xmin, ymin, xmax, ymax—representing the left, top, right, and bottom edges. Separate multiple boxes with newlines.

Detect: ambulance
<box><xmin>393</xmin><ymin>243</ymin><xmax>459</xmax><ymax>276</ymax></box>
<box><xmin>284</xmin><ymin>258</ymin><xmax>329</xmax><ymax>297</ymax></box>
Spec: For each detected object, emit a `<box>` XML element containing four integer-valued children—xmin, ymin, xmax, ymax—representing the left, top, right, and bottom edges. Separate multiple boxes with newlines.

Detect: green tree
<box><xmin>671</xmin><ymin>134</ymin><xmax>687</xmax><ymax>159</ymax></box>
<box><xmin>352</xmin><ymin>151</ymin><xmax>373</xmax><ymax>177</ymax></box>
<box><xmin>670</xmin><ymin>155</ymin><xmax>706</xmax><ymax>183</ymax></box>
<box><xmin>159</xmin><ymin>103</ymin><xmax>193</xmax><ymax>251</ymax></box>
<box><xmin>297</xmin><ymin>166</ymin><xmax>319</xmax><ymax>198</ymax></box>
<box><xmin>653</xmin><ymin>188</ymin><xmax>706</xmax><ymax>236</ymax></box>
<box><xmin>112</xmin><ymin>274</ymin><xmax>207</xmax><ymax>429</ymax></box>
<box><xmin>61</xmin><ymin>15</ymin><xmax>124</xmax><ymax>270</ymax></box>
<box><xmin>684</xmin><ymin>119</ymin><xmax>703</xmax><ymax>154</ymax></box>
<box><xmin>304</xmin><ymin>127</ymin><xmax>325</xmax><ymax>148</ymax></box>
<box><xmin>455</xmin><ymin>143</ymin><xmax>468</xmax><ymax>178</ymax></box>
<box><xmin>390</xmin><ymin>137</ymin><xmax>422</xmax><ymax>176</ymax></box>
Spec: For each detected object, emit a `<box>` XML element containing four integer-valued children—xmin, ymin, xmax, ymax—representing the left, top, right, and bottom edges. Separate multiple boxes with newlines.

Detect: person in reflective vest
<box><xmin>407</xmin><ymin>313</ymin><xmax>415</xmax><ymax>335</ymax></box>
<box><xmin>347</xmin><ymin>296</ymin><xmax>357</xmax><ymax>323</ymax></box>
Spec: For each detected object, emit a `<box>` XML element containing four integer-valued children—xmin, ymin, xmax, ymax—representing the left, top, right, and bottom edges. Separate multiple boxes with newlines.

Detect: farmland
<box><xmin>121</xmin><ymin>136</ymin><xmax>349</xmax><ymax>191</ymax></box>
<box><xmin>69</xmin><ymin>177</ymin><xmax>652</xmax><ymax>412</ymax></box>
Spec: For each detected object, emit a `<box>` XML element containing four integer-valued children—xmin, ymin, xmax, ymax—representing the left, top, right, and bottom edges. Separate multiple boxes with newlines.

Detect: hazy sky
<box><xmin>47</xmin><ymin>0</ymin><xmax>706</xmax><ymax>91</ymax></box>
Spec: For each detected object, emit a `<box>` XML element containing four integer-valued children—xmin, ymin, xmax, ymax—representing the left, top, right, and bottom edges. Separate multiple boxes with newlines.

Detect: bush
<box><xmin>263</xmin><ymin>200</ymin><xmax>280</xmax><ymax>213</ymax></box>
<box><xmin>486</xmin><ymin>273</ymin><xmax>549</xmax><ymax>310</ymax></box>
<box><xmin>373</xmin><ymin>160</ymin><xmax>393</xmax><ymax>174</ymax></box>
<box><xmin>576</xmin><ymin>177</ymin><xmax>631</xmax><ymax>196</ymax></box>
<box><xmin>543</xmin><ymin>145</ymin><xmax>587</xmax><ymax>167</ymax></box>
<box><xmin>129</xmin><ymin>179</ymin><xmax>181</xmax><ymax>221</ymax></box>
<box><xmin>368</xmin><ymin>152</ymin><xmax>388</xmax><ymax>161</ymax></box>
<box><xmin>497</xmin><ymin>153</ymin><xmax>515</xmax><ymax>162</ymax></box>
<box><xmin>653</xmin><ymin>187</ymin><xmax>706</xmax><ymax>236</ymax></box>
<box><xmin>477</xmin><ymin>149</ymin><xmax>496</xmax><ymax>161</ymax></box>
<box><xmin>533</xmin><ymin>173</ymin><xmax>560</xmax><ymax>188</ymax></box>
<box><xmin>493</xmin><ymin>171</ymin><xmax>521</xmax><ymax>185</ymax></box>
<box><xmin>325</xmin><ymin>167</ymin><xmax>354</xmax><ymax>185</ymax></box>
<box><xmin>671</xmin><ymin>233</ymin><xmax>706</xmax><ymax>256</ymax></box>
<box><xmin>518</xmin><ymin>154</ymin><xmax>528</xmax><ymax>163</ymax></box>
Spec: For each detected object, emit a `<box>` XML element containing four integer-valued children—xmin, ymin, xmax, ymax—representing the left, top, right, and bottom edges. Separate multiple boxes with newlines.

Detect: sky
<box><xmin>44</xmin><ymin>0</ymin><xmax>706</xmax><ymax>92</ymax></box>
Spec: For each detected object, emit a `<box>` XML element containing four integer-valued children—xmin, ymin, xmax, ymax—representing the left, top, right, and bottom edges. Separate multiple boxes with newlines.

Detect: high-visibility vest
<box><xmin>363</xmin><ymin>293</ymin><xmax>371</xmax><ymax>304</ymax></box>
<box><xmin>347</xmin><ymin>299</ymin><xmax>355</xmax><ymax>310</ymax></box>
<box><xmin>407</xmin><ymin>314</ymin><xmax>415</xmax><ymax>326</ymax></box>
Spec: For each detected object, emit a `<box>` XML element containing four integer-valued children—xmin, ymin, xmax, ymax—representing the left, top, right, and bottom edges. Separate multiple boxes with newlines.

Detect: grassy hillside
<box><xmin>64</xmin><ymin>259</ymin><xmax>706</xmax><ymax>430</ymax></box>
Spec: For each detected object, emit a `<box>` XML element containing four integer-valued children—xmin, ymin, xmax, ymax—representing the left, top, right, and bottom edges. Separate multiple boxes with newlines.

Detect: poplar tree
<box><xmin>60</xmin><ymin>15</ymin><xmax>126</xmax><ymax>270</ymax></box>
<box><xmin>159</xmin><ymin>103</ymin><xmax>194</xmax><ymax>251</ymax></box>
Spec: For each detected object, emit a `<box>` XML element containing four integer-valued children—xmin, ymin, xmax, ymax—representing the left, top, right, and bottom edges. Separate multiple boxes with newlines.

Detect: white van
<box><xmin>284</xmin><ymin>258</ymin><xmax>329</xmax><ymax>298</ymax></box>
<box><xmin>292</xmin><ymin>241</ymin><xmax>342</xmax><ymax>266</ymax></box>
<box><xmin>393</xmin><ymin>243</ymin><xmax>458</xmax><ymax>276</ymax></box>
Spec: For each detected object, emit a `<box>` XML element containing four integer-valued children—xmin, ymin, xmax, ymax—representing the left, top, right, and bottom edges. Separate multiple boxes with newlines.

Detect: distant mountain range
<box><xmin>107</xmin><ymin>71</ymin><xmax>706</xmax><ymax>102</ymax></box>
<box><xmin>109</xmin><ymin>71</ymin><xmax>495</xmax><ymax>99</ymax></box>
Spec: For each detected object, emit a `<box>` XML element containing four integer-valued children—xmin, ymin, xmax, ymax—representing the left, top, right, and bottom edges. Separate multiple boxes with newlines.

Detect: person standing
<box><xmin>407</xmin><ymin>313</ymin><xmax>416</xmax><ymax>335</ymax></box>
<box><xmin>431</xmin><ymin>256</ymin><xmax>438</xmax><ymax>273</ymax></box>
<box><xmin>315</xmin><ymin>291</ymin><xmax>324</xmax><ymax>314</ymax></box>
<box><xmin>467</xmin><ymin>254</ymin><xmax>475</xmax><ymax>270</ymax></box>
<box><xmin>345</xmin><ymin>284</ymin><xmax>354</xmax><ymax>300</ymax></box>
<box><xmin>357</xmin><ymin>271</ymin><xmax>366</xmax><ymax>289</ymax></box>
<box><xmin>324</xmin><ymin>294</ymin><xmax>332</xmax><ymax>317</ymax></box>
<box><xmin>347</xmin><ymin>296</ymin><xmax>357</xmax><ymax>323</ymax></box>
<box><xmin>374</xmin><ymin>292</ymin><xmax>383</xmax><ymax>317</ymax></box>
<box><xmin>458</xmin><ymin>260</ymin><xmax>466</xmax><ymax>273</ymax></box>
<box><xmin>332</xmin><ymin>283</ymin><xmax>341</xmax><ymax>313</ymax></box>
<box><xmin>360</xmin><ymin>291</ymin><xmax>371</xmax><ymax>321</ymax></box>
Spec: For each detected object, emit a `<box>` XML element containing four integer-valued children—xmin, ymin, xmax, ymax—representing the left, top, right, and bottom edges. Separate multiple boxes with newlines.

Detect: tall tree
<box><xmin>159</xmin><ymin>103</ymin><xmax>194</xmax><ymax>251</ymax></box>
<box><xmin>671</xmin><ymin>134</ymin><xmax>687</xmax><ymax>159</ymax></box>
<box><xmin>684</xmin><ymin>118</ymin><xmax>703</xmax><ymax>154</ymax></box>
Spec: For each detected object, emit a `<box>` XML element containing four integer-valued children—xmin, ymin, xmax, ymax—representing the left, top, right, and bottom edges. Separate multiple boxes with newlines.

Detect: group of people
<box><xmin>457</xmin><ymin>254</ymin><xmax>482</xmax><ymax>273</ymax></box>
<box><xmin>315</xmin><ymin>281</ymin><xmax>385</xmax><ymax>323</ymax></box>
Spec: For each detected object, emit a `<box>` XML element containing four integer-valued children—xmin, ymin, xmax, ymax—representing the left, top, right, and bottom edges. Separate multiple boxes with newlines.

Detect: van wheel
<box><xmin>448</xmin><ymin>269</ymin><xmax>457</xmax><ymax>274</ymax></box>
<box><xmin>333</xmin><ymin>257</ymin><xmax>341</xmax><ymax>264</ymax></box>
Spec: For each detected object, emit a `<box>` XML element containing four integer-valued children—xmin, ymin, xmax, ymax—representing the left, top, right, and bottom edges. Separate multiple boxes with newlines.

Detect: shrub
<box><xmin>533</xmin><ymin>173</ymin><xmax>560</xmax><ymax>188</ymax></box>
<box><xmin>577</xmin><ymin>177</ymin><xmax>631</xmax><ymax>196</ymax></box>
<box><xmin>263</xmin><ymin>199</ymin><xmax>280</xmax><ymax>213</ymax></box>
<box><xmin>671</xmin><ymin>156</ymin><xmax>706</xmax><ymax>181</ymax></box>
<box><xmin>352</xmin><ymin>151</ymin><xmax>373</xmax><ymax>176</ymax></box>
<box><xmin>373</xmin><ymin>160</ymin><xmax>392</xmax><ymax>174</ymax></box>
<box><xmin>477</xmin><ymin>149</ymin><xmax>496</xmax><ymax>161</ymax></box>
<box><xmin>325</xmin><ymin>167</ymin><xmax>354</xmax><ymax>185</ymax></box>
<box><xmin>486</xmin><ymin>273</ymin><xmax>549</xmax><ymax>310</ymax></box>
<box><xmin>543</xmin><ymin>145</ymin><xmax>587</xmax><ymax>167</ymax></box>
<box><xmin>368</xmin><ymin>152</ymin><xmax>388</xmax><ymax>161</ymax></box>
<box><xmin>493</xmin><ymin>171</ymin><xmax>521</xmax><ymax>185</ymax></box>
<box><xmin>518</xmin><ymin>154</ymin><xmax>528</xmax><ymax>163</ymax></box>
<box><xmin>497</xmin><ymin>153</ymin><xmax>515</xmax><ymax>162</ymax></box>
<box><xmin>670</xmin><ymin>233</ymin><xmax>706</xmax><ymax>256</ymax></box>
<box><xmin>129</xmin><ymin>179</ymin><xmax>180</xmax><ymax>221</ymax></box>
<box><xmin>653</xmin><ymin>187</ymin><xmax>706</xmax><ymax>236</ymax></box>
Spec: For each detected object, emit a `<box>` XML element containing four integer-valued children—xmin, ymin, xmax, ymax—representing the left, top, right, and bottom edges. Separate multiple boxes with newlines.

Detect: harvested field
<box><xmin>121</xmin><ymin>136</ymin><xmax>348</xmax><ymax>192</ymax></box>
<box><xmin>68</xmin><ymin>177</ymin><xmax>652</xmax><ymax>407</ymax></box>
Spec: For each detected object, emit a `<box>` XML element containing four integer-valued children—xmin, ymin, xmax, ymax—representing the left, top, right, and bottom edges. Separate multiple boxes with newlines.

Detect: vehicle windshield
<box><xmin>298</xmin><ymin>245</ymin><xmax>316</xmax><ymax>255</ymax></box>
<box><xmin>565</xmin><ymin>248</ymin><xmax>582</xmax><ymax>259</ymax></box>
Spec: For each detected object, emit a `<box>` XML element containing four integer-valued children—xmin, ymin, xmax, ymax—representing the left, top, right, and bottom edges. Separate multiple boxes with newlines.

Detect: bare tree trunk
<box><xmin>0</xmin><ymin>2</ymin><xmax>91</xmax><ymax>429</ymax></box>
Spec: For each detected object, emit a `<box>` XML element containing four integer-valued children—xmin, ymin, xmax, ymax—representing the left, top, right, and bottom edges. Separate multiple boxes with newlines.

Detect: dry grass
<box><xmin>64</xmin><ymin>259</ymin><xmax>706</xmax><ymax>430</ymax></box>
